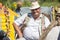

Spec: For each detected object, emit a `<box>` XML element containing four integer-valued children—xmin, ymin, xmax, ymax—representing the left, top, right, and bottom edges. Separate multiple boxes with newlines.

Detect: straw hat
<box><xmin>56</xmin><ymin>8</ymin><xmax>60</xmax><ymax>16</ymax></box>
<box><xmin>30</xmin><ymin>1</ymin><xmax>40</xmax><ymax>9</ymax></box>
<box><xmin>57</xmin><ymin>8</ymin><xmax>60</xmax><ymax>13</ymax></box>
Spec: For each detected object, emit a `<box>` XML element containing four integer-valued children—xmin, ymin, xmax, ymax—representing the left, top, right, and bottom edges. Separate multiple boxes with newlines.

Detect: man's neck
<box><xmin>33</xmin><ymin>14</ymin><xmax>40</xmax><ymax>20</ymax></box>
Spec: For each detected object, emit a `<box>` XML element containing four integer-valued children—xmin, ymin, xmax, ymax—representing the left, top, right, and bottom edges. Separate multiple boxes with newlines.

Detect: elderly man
<box><xmin>13</xmin><ymin>1</ymin><xmax>50</xmax><ymax>40</ymax></box>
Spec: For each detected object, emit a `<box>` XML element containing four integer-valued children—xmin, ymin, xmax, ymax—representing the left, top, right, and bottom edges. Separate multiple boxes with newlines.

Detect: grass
<box><xmin>40</xmin><ymin>2</ymin><xmax>60</xmax><ymax>7</ymax></box>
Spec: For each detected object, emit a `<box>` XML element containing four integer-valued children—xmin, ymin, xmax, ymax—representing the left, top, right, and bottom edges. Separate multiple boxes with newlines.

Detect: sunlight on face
<box><xmin>31</xmin><ymin>7</ymin><xmax>40</xmax><ymax>19</ymax></box>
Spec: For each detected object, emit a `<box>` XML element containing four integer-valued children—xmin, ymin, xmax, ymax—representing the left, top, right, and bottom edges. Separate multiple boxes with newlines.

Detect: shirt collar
<box><xmin>36</xmin><ymin>14</ymin><xmax>43</xmax><ymax>20</ymax></box>
<box><xmin>39</xmin><ymin>14</ymin><xmax>43</xmax><ymax>18</ymax></box>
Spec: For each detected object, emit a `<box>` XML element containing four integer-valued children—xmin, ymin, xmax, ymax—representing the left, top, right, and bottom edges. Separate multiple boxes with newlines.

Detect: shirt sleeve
<box><xmin>45</xmin><ymin>16</ymin><xmax>50</xmax><ymax>28</ymax></box>
<box><xmin>14</xmin><ymin>13</ymin><xmax>27</xmax><ymax>26</ymax></box>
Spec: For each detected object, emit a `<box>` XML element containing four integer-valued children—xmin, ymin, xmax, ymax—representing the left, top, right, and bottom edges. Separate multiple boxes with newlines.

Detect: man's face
<box><xmin>57</xmin><ymin>16</ymin><xmax>60</xmax><ymax>25</ymax></box>
<box><xmin>17</xmin><ymin>4</ymin><xmax>21</xmax><ymax>8</ymax></box>
<box><xmin>31</xmin><ymin>7</ymin><xmax>40</xmax><ymax>19</ymax></box>
<box><xmin>0</xmin><ymin>3</ymin><xmax>2</xmax><ymax>9</ymax></box>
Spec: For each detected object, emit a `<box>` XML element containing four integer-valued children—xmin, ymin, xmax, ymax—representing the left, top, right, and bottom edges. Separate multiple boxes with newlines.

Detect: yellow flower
<box><xmin>13</xmin><ymin>2</ymin><xmax>17</xmax><ymax>7</ymax></box>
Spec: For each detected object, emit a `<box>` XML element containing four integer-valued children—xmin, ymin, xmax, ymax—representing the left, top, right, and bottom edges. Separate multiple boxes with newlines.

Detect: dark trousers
<box><xmin>0</xmin><ymin>37</ymin><xmax>10</xmax><ymax>40</ymax></box>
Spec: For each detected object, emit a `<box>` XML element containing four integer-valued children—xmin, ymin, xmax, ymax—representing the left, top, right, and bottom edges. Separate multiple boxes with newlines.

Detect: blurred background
<box><xmin>0</xmin><ymin>0</ymin><xmax>60</xmax><ymax>11</ymax></box>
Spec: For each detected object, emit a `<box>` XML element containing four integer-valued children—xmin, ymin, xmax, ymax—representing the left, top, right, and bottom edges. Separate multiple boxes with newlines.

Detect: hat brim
<box><xmin>56</xmin><ymin>13</ymin><xmax>60</xmax><ymax>16</ymax></box>
<box><xmin>30</xmin><ymin>6</ymin><xmax>40</xmax><ymax>10</ymax></box>
<box><xmin>57</xmin><ymin>8</ymin><xmax>60</xmax><ymax>13</ymax></box>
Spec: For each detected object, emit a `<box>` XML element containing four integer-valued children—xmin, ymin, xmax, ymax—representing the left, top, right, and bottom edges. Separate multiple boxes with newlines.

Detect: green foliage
<box><xmin>10</xmin><ymin>2</ymin><xmax>17</xmax><ymax>11</ymax></box>
<box><xmin>0</xmin><ymin>0</ymin><xmax>60</xmax><ymax>11</ymax></box>
<box><xmin>0</xmin><ymin>0</ymin><xmax>17</xmax><ymax>11</ymax></box>
<box><xmin>40</xmin><ymin>2</ymin><xmax>60</xmax><ymax>7</ymax></box>
<box><xmin>23</xmin><ymin>0</ymin><xmax>31</xmax><ymax>7</ymax></box>
<box><xmin>40</xmin><ymin>0</ymin><xmax>59</xmax><ymax>2</ymax></box>
<box><xmin>0</xmin><ymin>0</ymin><xmax>11</xmax><ymax>6</ymax></box>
